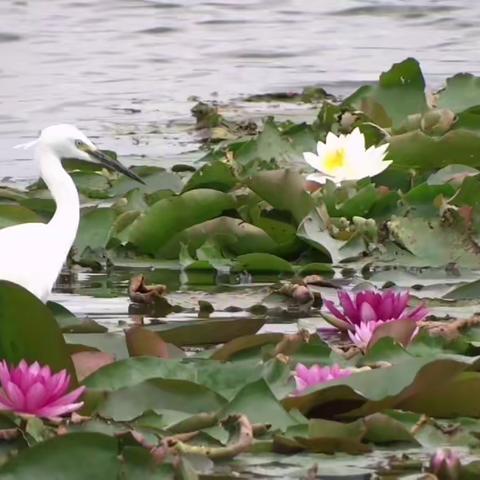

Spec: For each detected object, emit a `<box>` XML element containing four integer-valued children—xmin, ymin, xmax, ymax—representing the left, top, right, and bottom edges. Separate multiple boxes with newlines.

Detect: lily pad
<box><xmin>0</xmin><ymin>432</ymin><xmax>119</xmax><ymax>479</ymax></box>
<box><xmin>128</xmin><ymin>189</ymin><xmax>235</xmax><ymax>254</ymax></box>
<box><xmin>0</xmin><ymin>281</ymin><xmax>75</xmax><ymax>378</ymax></box>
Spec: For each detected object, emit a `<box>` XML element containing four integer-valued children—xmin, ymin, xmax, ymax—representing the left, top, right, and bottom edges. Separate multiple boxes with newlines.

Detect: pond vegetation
<box><xmin>1</xmin><ymin>58</ymin><xmax>480</xmax><ymax>478</ymax></box>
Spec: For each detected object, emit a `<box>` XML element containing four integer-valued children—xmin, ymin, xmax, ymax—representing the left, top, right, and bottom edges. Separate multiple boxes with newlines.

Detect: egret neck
<box><xmin>36</xmin><ymin>142</ymin><xmax>80</xmax><ymax>263</ymax></box>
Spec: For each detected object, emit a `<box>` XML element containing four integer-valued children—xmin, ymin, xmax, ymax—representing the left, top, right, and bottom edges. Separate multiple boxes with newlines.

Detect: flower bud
<box><xmin>429</xmin><ymin>448</ymin><xmax>461</xmax><ymax>480</ymax></box>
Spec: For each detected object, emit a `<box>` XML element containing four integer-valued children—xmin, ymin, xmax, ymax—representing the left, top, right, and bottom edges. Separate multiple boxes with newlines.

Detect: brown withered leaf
<box><xmin>71</xmin><ymin>351</ymin><xmax>115</xmax><ymax>382</ymax></box>
<box><xmin>125</xmin><ymin>326</ymin><xmax>169</xmax><ymax>358</ymax></box>
<box><xmin>129</xmin><ymin>275</ymin><xmax>167</xmax><ymax>304</ymax></box>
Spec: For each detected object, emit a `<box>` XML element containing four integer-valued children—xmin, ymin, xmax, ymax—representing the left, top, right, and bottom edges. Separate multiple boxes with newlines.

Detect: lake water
<box><xmin>1</xmin><ymin>0</ymin><xmax>479</xmax><ymax>184</ymax></box>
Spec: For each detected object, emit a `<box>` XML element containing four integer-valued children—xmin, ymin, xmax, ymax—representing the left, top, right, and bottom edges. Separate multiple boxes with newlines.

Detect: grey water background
<box><xmin>1</xmin><ymin>0</ymin><xmax>478</xmax><ymax>185</ymax></box>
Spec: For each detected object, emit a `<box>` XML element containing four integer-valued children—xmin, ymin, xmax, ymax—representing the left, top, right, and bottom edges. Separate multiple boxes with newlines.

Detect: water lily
<box><xmin>293</xmin><ymin>363</ymin><xmax>352</xmax><ymax>394</ymax></box>
<box><xmin>429</xmin><ymin>448</ymin><xmax>461</xmax><ymax>480</ymax></box>
<box><xmin>347</xmin><ymin>320</ymin><xmax>385</xmax><ymax>351</ymax></box>
<box><xmin>303</xmin><ymin>128</ymin><xmax>391</xmax><ymax>184</ymax></box>
<box><xmin>323</xmin><ymin>289</ymin><xmax>428</xmax><ymax>351</ymax></box>
<box><xmin>324</xmin><ymin>289</ymin><xmax>428</xmax><ymax>329</ymax></box>
<box><xmin>0</xmin><ymin>360</ymin><xmax>85</xmax><ymax>418</ymax></box>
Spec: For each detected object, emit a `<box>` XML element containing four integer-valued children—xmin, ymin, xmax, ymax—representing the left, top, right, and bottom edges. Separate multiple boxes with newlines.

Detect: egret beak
<box><xmin>88</xmin><ymin>148</ymin><xmax>145</xmax><ymax>184</ymax></box>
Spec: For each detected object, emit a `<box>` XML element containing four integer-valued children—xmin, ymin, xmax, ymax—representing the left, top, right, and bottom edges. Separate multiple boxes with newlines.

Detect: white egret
<box><xmin>0</xmin><ymin>124</ymin><xmax>143</xmax><ymax>302</ymax></box>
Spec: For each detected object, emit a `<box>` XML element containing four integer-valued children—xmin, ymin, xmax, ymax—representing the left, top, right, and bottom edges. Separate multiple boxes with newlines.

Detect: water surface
<box><xmin>1</xmin><ymin>0</ymin><xmax>478</xmax><ymax>183</ymax></box>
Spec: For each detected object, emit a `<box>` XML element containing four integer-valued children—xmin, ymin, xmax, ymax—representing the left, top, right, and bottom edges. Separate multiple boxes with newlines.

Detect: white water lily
<box><xmin>303</xmin><ymin>128</ymin><xmax>391</xmax><ymax>184</ymax></box>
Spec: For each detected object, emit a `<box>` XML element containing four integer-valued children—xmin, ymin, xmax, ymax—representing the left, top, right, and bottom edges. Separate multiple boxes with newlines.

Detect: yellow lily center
<box><xmin>324</xmin><ymin>148</ymin><xmax>347</xmax><ymax>173</ymax></box>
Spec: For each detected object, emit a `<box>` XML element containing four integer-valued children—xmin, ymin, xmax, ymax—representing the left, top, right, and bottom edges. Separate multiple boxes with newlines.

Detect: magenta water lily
<box><xmin>294</xmin><ymin>363</ymin><xmax>352</xmax><ymax>394</ymax></box>
<box><xmin>323</xmin><ymin>289</ymin><xmax>428</xmax><ymax>350</ymax></box>
<box><xmin>324</xmin><ymin>290</ymin><xmax>428</xmax><ymax>328</ymax></box>
<box><xmin>0</xmin><ymin>360</ymin><xmax>85</xmax><ymax>418</ymax></box>
<box><xmin>429</xmin><ymin>448</ymin><xmax>461</xmax><ymax>480</ymax></box>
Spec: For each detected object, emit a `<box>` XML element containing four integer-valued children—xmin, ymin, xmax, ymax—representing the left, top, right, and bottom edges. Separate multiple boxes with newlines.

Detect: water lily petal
<box><xmin>45</xmin><ymin>385</ymin><xmax>86</xmax><ymax>409</ymax></box>
<box><xmin>25</xmin><ymin>382</ymin><xmax>48</xmax><ymax>413</ymax></box>
<box><xmin>338</xmin><ymin>291</ymin><xmax>359</xmax><ymax>324</ymax></box>
<box><xmin>36</xmin><ymin>401</ymin><xmax>84</xmax><ymax>418</ymax></box>
<box><xmin>5</xmin><ymin>381</ymin><xmax>25</xmax><ymax>411</ymax></box>
<box><xmin>324</xmin><ymin>299</ymin><xmax>347</xmax><ymax>321</ymax></box>
<box><xmin>0</xmin><ymin>361</ymin><xmax>11</xmax><ymax>388</ymax></box>
<box><xmin>303</xmin><ymin>152</ymin><xmax>322</xmax><ymax>170</ymax></box>
<box><xmin>305</xmin><ymin>172</ymin><xmax>331</xmax><ymax>185</ymax></box>
<box><xmin>407</xmin><ymin>304</ymin><xmax>429</xmax><ymax>322</ymax></box>
<box><xmin>393</xmin><ymin>292</ymin><xmax>410</xmax><ymax>318</ymax></box>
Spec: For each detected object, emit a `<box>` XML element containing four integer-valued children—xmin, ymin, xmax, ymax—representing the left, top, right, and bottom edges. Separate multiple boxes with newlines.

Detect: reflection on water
<box><xmin>1</xmin><ymin>0</ymin><xmax>478</xmax><ymax>184</ymax></box>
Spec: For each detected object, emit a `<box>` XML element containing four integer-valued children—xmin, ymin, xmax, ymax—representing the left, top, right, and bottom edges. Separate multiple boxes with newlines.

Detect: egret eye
<box><xmin>74</xmin><ymin>139</ymin><xmax>85</xmax><ymax>149</ymax></box>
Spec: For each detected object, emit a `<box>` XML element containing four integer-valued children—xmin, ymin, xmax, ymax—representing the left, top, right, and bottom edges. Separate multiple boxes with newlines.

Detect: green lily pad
<box><xmin>437</xmin><ymin>73</ymin><xmax>480</xmax><ymax>113</ymax></box>
<box><xmin>146</xmin><ymin>317</ymin><xmax>266</xmax><ymax>346</ymax></box>
<box><xmin>183</xmin><ymin>161</ymin><xmax>237</xmax><ymax>193</ymax></box>
<box><xmin>97</xmin><ymin>378</ymin><xmax>227</xmax><ymax>421</ymax></box>
<box><xmin>0</xmin><ymin>281</ymin><xmax>75</xmax><ymax>379</ymax></box>
<box><xmin>128</xmin><ymin>189</ymin><xmax>235</xmax><ymax>254</ymax></box>
<box><xmin>74</xmin><ymin>208</ymin><xmax>117</xmax><ymax>256</ymax></box>
<box><xmin>0</xmin><ymin>433</ymin><xmax>119</xmax><ymax>479</ymax></box>
<box><xmin>246</xmin><ymin>169</ymin><xmax>313</xmax><ymax>224</ymax></box>
<box><xmin>343</xmin><ymin>58</ymin><xmax>427</xmax><ymax>128</ymax></box>
<box><xmin>158</xmin><ymin>216</ymin><xmax>279</xmax><ymax>259</ymax></box>
<box><xmin>0</xmin><ymin>205</ymin><xmax>42</xmax><ymax>229</ymax></box>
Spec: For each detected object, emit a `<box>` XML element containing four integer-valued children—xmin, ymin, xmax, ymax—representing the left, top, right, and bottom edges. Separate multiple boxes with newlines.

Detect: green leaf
<box><xmin>70</xmin><ymin>172</ymin><xmax>110</xmax><ymax>197</ymax></box>
<box><xmin>233</xmin><ymin>119</ymin><xmax>300</xmax><ymax>172</ymax></box>
<box><xmin>158</xmin><ymin>217</ymin><xmax>279</xmax><ymax>259</ymax></box>
<box><xmin>246</xmin><ymin>169</ymin><xmax>313</xmax><ymax>223</ymax></box>
<box><xmin>221</xmin><ymin>379</ymin><xmax>299</xmax><ymax>431</ymax></box>
<box><xmin>387</xmin><ymin>216</ymin><xmax>480</xmax><ymax>267</ymax></box>
<box><xmin>0</xmin><ymin>281</ymin><xmax>75</xmax><ymax>378</ymax></box>
<box><xmin>437</xmin><ymin>73</ymin><xmax>480</xmax><ymax>113</ymax></box>
<box><xmin>232</xmin><ymin>253</ymin><xmax>294</xmax><ymax>274</ymax></box>
<box><xmin>147</xmin><ymin>317</ymin><xmax>266</xmax><ymax>346</ymax></box>
<box><xmin>275</xmin><ymin>419</ymin><xmax>370</xmax><ymax>454</ymax></box>
<box><xmin>128</xmin><ymin>189</ymin><xmax>235</xmax><ymax>254</ymax></box>
<box><xmin>283</xmin><ymin>357</ymin><xmax>480</xmax><ymax>419</ymax></box>
<box><xmin>75</xmin><ymin>208</ymin><xmax>117</xmax><ymax>256</ymax></box>
<box><xmin>98</xmin><ymin>378</ymin><xmax>227</xmax><ymax>421</ymax></box>
<box><xmin>183</xmin><ymin>161</ymin><xmax>237</xmax><ymax>193</ymax></box>
<box><xmin>0</xmin><ymin>433</ymin><xmax>119</xmax><ymax>479</ymax></box>
<box><xmin>389</xmin><ymin>128</ymin><xmax>480</xmax><ymax>171</ymax></box>
<box><xmin>343</xmin><ymin>58</ymin><xmax>427</xmax><ymax>127</ymax></box>
<box><xmin>0</xmin><ymin>205</ymin><xmax>41</xmax><ymax>229</ymax></box>
<box><xmin>427</xmin><ymin>164</ymin><xmax>480</xmax><ymax>186</ymax></box>
<box><xmin>110</xmin><ymin>169</ymin><xmax>183</xmax><ymax>197</ymax></box>
<box><xmin>47</xmin><ymin>301</ymin><xmax>106</xmax><ymax>334</ymax></box>
<box><xmin>297</xmin><ymin>209</ymin><xmax>364</xmax><ymax>263</ymax></box>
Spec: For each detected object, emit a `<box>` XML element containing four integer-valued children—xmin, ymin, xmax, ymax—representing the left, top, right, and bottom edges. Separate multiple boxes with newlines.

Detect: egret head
<box><xmin>38</xmin><ymin>124</ymin><xmax>145</xmax><ymax>183</ymax></box>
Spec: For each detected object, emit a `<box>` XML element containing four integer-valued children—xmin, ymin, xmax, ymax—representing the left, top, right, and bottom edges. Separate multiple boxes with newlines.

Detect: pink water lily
<box><xmin>0</xmin><ymin>360</ymin><xmax>85</xmax><ymax>418</ymax></box>
<box><xmin>323</xmin><ymin>289</ymin><xmax>428</xmax><ymax>351</ymax></box>
<box><xmin>324</xmin><ymin>289</ymin><xmax>428</xmax><ymax>328</ymax></box>
<box><xmin>294</xmin><ymin>363</ymin><xmax>352</xmax><ymax>394</ymax></box>
<box><xmin>429</xmin><ymin>448</ymin><xmax>461</xmax><ymax>480</ymax></box>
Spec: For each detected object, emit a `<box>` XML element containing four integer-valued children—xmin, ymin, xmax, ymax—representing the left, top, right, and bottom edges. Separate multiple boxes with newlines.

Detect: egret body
<box><xmin>0</xmin><ymin>124</ymin><xmax>142</xmax><ymax>302</ymax></box>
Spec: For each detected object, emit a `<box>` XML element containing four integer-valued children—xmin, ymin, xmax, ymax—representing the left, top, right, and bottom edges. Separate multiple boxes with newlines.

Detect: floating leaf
<box><xmin>128</xmin><ymin>189</ymin><xmax>235</xmax><ymax>254</ymax></box>
<box><xmin>343</xmin><ymin>58</ymin><xmax>427</xmax><ymax>127</ymax></box>
<box><xmin>146</xmin><ymin>317</ymin><xmax>266</xmax><ymax>346</ymax></box>
<box><xmin>246</xmin><ymin>169</ymin><xmax>313</xmax><ymax>223</ymax></box>
<box><xmin>0</xmin><ymin>433</ymin><xmax>119</xmax><ymax>479</ymax></box>
<box><xmin>74</xmin><ymin>208</ymin><xmax>117</xmax><ymax>256</ymax></box>
<box><xmin>437</xmin><ymin>73</ymin><xmax>480</xmax><ymax>113</ymax></box>
<box><xmin>0</xmin><ymin>282</ymin><xmax>75</xmax><ymax>379</ymax></box>
<box><xmin>0</xmin><ymin>205</ymin><xmax>41</xmax><ymax>229</ymax></box>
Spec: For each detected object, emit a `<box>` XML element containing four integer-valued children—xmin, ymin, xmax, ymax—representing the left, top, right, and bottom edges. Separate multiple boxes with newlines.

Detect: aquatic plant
<box><xmin>0</xmin><ymin>360</ymin><xmax>85</xmax><ymax>418</ymax></box>
<box><xmin>293</xmin><ymin>363</ymin><xmax>352</xmax><ymax>394</ymax></box>
<box><xmin>303</xmin><ymin>128</ymin><xmax>391</xmax><ymax>184</ymax></box>
<box><xmin>429</xmin><ymin>448</ymin><xmax>461</xmax><ymax>480</ymax></box>
<box><xmin>324</xmin><ymin>289</ymin><xmax>428</xmax><ymax>329</ymax></box>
